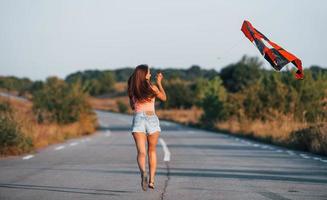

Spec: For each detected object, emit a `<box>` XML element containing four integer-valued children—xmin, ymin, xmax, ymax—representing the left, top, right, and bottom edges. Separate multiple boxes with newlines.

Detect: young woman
<box><xmin>127</xmin><ymin>64</ymin><xmax>167</xmax><ymax>191</ymax></box>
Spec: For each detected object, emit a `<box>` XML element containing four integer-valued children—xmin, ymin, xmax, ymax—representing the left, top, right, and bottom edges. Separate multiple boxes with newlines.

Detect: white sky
<box><xmin>1</xmin><ymin>0</ymin><xmax>326</xmax><ymax>80</ymax></box>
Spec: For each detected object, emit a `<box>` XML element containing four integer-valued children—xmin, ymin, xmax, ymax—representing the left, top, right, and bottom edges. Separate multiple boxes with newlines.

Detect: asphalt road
<box><xmin>0</xmin><ymin>110</ymin><xmax>327</xmax><ymax>200</ymax></box>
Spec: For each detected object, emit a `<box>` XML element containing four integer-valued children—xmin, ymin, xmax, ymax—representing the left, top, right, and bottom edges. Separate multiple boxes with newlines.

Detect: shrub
<box><xmin>161</xmin><ymin>78</ymin><xmax>194</xmax><ymax>109</ymax></box>
<box><xmin>117</xmin><ymin>100</ymin><xmax>128</xmax><ymax>113</ymax></box>
<box><xmin>0</xmin><ymin>101</ymin><xmax>33</xmax><ymax>155</ymax></box>
<box><xmin>32</xmin><ymin>76</ymin><xmax>94</xmax><ymax>124</ymax></box>
<box><xmin>220</xmin><ymin>56</ymin><xmax>262</xmax><ymax>93</ymax></box>
<box><xmin>198</xmin><ymin>77</ymin><xmax>228</xmax><ymax>126</ymax></box>
<box><xmin>289</xmin><ymin>124</ymin><xmax>327</xmax><ymax>155</ymax></box>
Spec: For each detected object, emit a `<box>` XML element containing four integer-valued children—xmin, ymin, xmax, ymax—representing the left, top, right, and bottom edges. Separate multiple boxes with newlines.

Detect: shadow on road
<box><xmin>0</xmin><ymin>183</ymin><xmax>133</xmax><ymax>196</ymax></box>
<box><xmin>4</xmin><ymin>167</ymin><xmax>327</xmax><ymax>184</ymax></box>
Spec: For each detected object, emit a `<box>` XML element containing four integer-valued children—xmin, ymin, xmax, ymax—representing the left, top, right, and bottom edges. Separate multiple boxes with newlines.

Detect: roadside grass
<box><xmin>0</xmin><ymin>96</ymin><xmax>97</xmax><ymax>157</ymax></box>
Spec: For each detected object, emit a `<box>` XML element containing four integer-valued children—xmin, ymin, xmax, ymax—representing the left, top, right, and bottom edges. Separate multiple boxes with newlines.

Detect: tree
<box><xmin>65</xmin><ymin>70</ymin><xmax>116</xmax><ymax>96</ymax></box>
<box><xmin>198</xmin><ymin>77</ymin><xmax>228</xmax><ymax>126</ymax></box>
<box><xmin>160</xmin><ymin>78</ymin><xmax>194</xmax><ymax>109</ymax></box>
<box><xmin>220</xmin><ymin>56</ymin><xmax>262</xmax><ymax>93</ymax></box>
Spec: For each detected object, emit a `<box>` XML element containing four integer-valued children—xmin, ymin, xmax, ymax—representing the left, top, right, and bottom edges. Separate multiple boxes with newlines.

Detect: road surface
<box><xmin>0</xmin><ymin>110</ymin><xmax>327</xmax><ymax>200</ymax></box>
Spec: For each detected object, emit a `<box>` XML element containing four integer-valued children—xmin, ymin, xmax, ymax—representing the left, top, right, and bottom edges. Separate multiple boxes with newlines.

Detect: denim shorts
<box><xmin>131</xmin><ymin>112</ymin><xmax>161</xmax><ymax>135</ymax></box>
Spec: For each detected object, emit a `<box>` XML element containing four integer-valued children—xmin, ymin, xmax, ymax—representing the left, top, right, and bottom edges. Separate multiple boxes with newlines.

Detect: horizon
<box><xmin>3</xmin><ymin>60</ymin><xmax>326</xmax><ymax>82</ymax></box>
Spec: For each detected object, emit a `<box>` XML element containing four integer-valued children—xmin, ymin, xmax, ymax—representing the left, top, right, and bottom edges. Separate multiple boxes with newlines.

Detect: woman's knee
<box><xmin>138</xmin><ymin>151</ymin><xmax>146</xmax><ymax>158</ymax></box>
<box><xmin>148</xmin><ymin>147</ymin><xmax>157</xmax><ymax>154</ymax></box>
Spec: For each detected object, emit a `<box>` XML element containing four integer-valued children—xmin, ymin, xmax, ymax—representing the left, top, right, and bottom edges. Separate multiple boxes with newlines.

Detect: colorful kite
<box><xmin>241</xmin><ymin>20</ymin><xmax>304</xmax><ymax>79</ymax></box>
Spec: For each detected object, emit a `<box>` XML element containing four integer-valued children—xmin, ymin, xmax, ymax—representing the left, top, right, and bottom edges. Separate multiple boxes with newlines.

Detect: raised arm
<box><xmin>152</xmin><ymin>72</ymin><xmax>167</xmax><ymax>101</ymax></box>
<box><xmin>155</xmin><ymin>83</ymin><xmax>167</xmax><ymax>101</ymax></box>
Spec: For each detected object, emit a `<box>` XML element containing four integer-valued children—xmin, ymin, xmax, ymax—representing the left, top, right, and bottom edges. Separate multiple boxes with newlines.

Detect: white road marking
<box><xmin>286</xmin><ymin>150</ymin><xmax>295</xmax><ymax>155</ymax></box>
<box><xmin>54</xmin><ymin>146</ymin><xmax>65</xmax><ymax>150</ymax></box>
<box><xmin>69</xmin><ymin>142</ymin><xmax>78</xmax><ymax>146</ymax></box>
<box><xmin>300</xmin><ymin>154</ymin><xmax>310</xmax><ymax>159</ymax></box>
<box><xmin>105</xmin><ymin>130</ymin><xmax>111</xmax><ymax>137</ymax></box>
<box><xmin>22</xmin><ymin>155</ymin><xmax>34</xmax><ymax>160</ymax></box>
<box><xmin>221</xmin><ymin>134</ymin><xmax>325</xmax><ymax>163</ymax></box>
<box><xmin>312</xmin><ymin>157</ymin><xmax>327</xmax><ymax>163</ymax></box>
<box><xmin>159</xmin><ymin>138</ymin><xmax>171</xmax><ymax>162</ymax></box>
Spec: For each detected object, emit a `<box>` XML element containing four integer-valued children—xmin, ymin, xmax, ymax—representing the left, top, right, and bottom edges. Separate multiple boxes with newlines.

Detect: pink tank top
<box><xmin>133</xmin><ymin>96</ymin><xmax>155</xmax><ymax>112</ymax></box>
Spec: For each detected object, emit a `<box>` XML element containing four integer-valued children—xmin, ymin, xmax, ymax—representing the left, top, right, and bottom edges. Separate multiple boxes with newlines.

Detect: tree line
<box><xmin>1</xmin><ymin>56</ymin><xmax>326</xmax><ymax>125</ymax></box>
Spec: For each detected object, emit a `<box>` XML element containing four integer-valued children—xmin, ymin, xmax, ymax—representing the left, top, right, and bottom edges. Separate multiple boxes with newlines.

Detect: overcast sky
<box><xmin>1</xmin><ymin>0</ymin><xmax>326</xmax><ymax>80</ymax></box>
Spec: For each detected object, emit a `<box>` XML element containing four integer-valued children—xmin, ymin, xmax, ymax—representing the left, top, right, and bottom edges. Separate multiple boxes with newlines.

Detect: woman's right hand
<box><xmin>156</xmin><ymin>72</ymin><xmax>163</xmax><ymax>85</ymax></box>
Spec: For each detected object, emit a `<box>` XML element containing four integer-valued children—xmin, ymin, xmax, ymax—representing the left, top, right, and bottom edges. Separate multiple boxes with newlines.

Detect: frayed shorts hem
<box><xmin>131</xmin><ymin>129</ymin><xmax>161</xmax><ymax>136</ymax></box>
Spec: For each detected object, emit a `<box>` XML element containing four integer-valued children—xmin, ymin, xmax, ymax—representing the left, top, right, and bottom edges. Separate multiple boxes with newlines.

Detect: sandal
<box><xmin>148</xmin><ymin>181</ymin><xmax>155</xmax><ymax>189</ymax></box>
<box><xmin>141</xmin><ymin>172</ymin><xmax>148</xmax><ymax>191</ymax></box>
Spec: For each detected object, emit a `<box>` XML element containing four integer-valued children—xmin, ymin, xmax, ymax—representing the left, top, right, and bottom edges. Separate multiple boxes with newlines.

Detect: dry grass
<box><xmin>28</xmin><ymin>112</ymin><xmax>97</xmax><ymax>149</ymax></box>
<box><xmin>216</xmin><ymin>116</ymin><xmax>308</xmax><ymax>143</ymax></box>
<box><xmin>215</xmin><ymin>114</ymin><xmax>327</xmax><ymax>155</ymax></box>
<box><xmin>114</xmin><ymin>82</ymin><xmax>127</xmax><ymax>93</ymax></box>
<box><xmin>88</xmin><ymin>96</ymin><xmax>131</xmax><ymax>113</ymax></box>
<box><xmin>156</xmin><ymin>107</ymin><xmax>203</xmax><ymax>125</ymax></box>
<box><xmin>0</xmin><ymin>96</ymin><xmax>97</xmax><ymax>156</ymax></box>
<box><xmin>0</xmin><ymin>89</ymin><xmax>19</xmax><ymax>96</ymax></box>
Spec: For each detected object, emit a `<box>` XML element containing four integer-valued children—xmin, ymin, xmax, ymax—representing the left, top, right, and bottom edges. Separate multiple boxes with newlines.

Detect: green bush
<box><xmin>32</xmin><ymin>76</ymin><xmax>93</xmax><ymax>124</ymax></box>
<box><xmin>242</xmin><ymin>81</ymin><xmax>264</xmax><ymax>120</ymax></box>
<box><xmin>290</xmin><ymin>124</ymin><xmax>327</xmax><ymax>155</ymax></box>
<box><xmin>160</xmin><ymin>78</ymin><xmax>195</xmax><ymax>109</ymax></box>
<box><xmin>220</xmin><ymin>56</ymin><xmax>262</xmax><ymax>93</ymax></box>
<box><xmin>235</xmin><ymin>69</ymin><xmax>327</xmax><ymax>122</ymax></box>
<box><xmin>0</xmin><ymin>76</ymin><xmax>33</xmax><ymax>93</ymax></box>
<box><xmin>117</xmin><ymin>100</ymin><xmax>128</xmax><ymax>113</ymax></box>
<box><xmin>0</xmin><ymin>101</ymin><xmax>33</xmax><ymax>155</ymax></box>
<box><xmin>198</xmin><ymin>77</ymin><xmax>228</xmax><ymax>126</ymax></box>
<box><xmin>291</xmin><ymin>71</ymin><xmax>327</xmax><ymax>122</ymax></box>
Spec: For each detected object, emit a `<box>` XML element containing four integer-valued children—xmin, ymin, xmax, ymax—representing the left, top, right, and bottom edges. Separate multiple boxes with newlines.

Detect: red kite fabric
<box><xmin>241</xmin><ymin>20</ymin><xmax>304</xmax><ymax>79</ymax></box>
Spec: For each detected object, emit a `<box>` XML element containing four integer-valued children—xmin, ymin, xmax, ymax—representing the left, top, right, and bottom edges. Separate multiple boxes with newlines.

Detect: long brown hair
<box><xmin>128</xmin><ymin>64</ymin><xmax>156</xmax><ymax>109</ymax></box>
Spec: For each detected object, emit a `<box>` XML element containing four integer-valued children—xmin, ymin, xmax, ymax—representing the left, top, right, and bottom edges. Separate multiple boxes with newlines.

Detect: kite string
<box><xmin>217</xmin><ymin>37</ymin><xmax>243</xmax><ymax>61</ymax></box>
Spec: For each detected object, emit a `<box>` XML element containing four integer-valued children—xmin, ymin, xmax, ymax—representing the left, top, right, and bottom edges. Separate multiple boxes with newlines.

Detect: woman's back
<box><xmin>133</xmin><ymin>97</ymin><xmax>155</xmax><ymax>112</ymax></box>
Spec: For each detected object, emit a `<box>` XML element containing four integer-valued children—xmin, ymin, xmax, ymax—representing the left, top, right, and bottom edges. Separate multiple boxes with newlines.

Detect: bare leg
<box><xmin>147</xmin><ymin>132</ymin><xmax>160</xmax><ymax>184</ymax></box>
<box><xmin>132</xmin><ymin>132</ymin><xmax>147</xmax><ymax>173</ymax></box>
